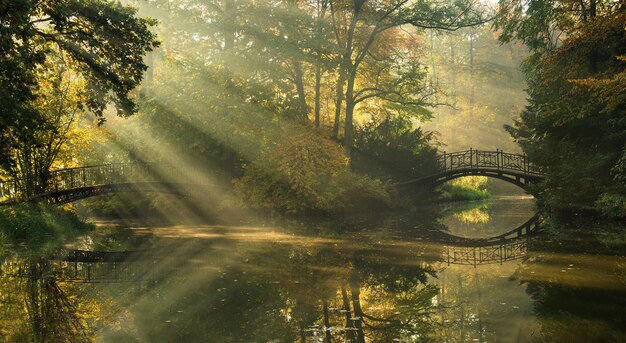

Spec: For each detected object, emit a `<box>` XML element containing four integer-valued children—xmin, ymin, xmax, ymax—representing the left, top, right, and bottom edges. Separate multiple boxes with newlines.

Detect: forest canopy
<box><xmin>1</xmin><ymin>0</ymin><xmax>624</xmax><ymax>218</ymax></box>
<box><xmin>0</xmin><ymin>0</ymin><xmax>158</xmax><ymax>195</ymax></box>
<box><xmin>498</xmin><ymin>0</ymin><xmax>626</xmax><ymax>216</ymax></box>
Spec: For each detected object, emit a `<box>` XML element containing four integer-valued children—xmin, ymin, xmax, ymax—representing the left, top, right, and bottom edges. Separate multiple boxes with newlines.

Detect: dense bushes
<box><xmin>352</xmin><ymin>116</ymin><xmax>438</xmax><ymax>182</ymax></box>
<box><xmin>233</xmin><ymin>127</ymin><xmax>392</xmax><ymax>214</ymax></box>
<box><xmin>439</xmin><ymin>176</ymin><xmax>490</xmax><ymax>202</ymax></box>
<box><xmin>0</xmin><ymin>204</ymin><xmax>93</xmax><ymax>241</ymax></box>
<box><xmin>501</xmin><ymin>5</ymin><xmax>626</xmax><ymax>218</ymax></box>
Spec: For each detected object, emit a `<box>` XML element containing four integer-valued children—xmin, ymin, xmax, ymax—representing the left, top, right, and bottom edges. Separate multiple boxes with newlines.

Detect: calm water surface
<box><xmin>1</xmin><ymin>198</ymin><xmax>625</xmax><ymax>342</ymax></box>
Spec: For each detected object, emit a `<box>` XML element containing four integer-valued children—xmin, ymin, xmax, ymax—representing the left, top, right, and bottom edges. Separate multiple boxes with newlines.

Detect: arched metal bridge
<box><xmin>399</xmin><ymin>149</ymin><xmax>545</xmax><ymax>189</ymax></box>
<box><xmin>0</xmin><ymin>163</ymin><xmax>210</xmax><ymax>205</ymax></box>
<box><xmin>0</xmin><ymin>149</ymin><xmax>545</xmax><ymax>205</ymax></box>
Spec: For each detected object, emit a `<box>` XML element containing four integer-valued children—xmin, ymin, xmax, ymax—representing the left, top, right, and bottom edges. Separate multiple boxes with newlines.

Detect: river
<box><xmin>1</xmin><ymin>197</ymin><xmax>625</xmax><ymax>342</ymax></box>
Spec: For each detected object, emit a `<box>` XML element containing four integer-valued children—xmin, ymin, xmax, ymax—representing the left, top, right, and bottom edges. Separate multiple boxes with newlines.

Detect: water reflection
<box><xmin>0</xmin><ymin>256</ymin><xmax>101</xmax><ymax>342</ymax></box>
<box><xmin>1</xmin><ymin>198</ymin><xmax>625</xmax><ymax>342</ymax></box>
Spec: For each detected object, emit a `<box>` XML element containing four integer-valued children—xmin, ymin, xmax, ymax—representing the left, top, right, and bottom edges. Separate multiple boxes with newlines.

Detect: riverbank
<box><xmin>0</xmin><ymin>204</ymin><xmax>93</xmax><ymax>244</ymax></box>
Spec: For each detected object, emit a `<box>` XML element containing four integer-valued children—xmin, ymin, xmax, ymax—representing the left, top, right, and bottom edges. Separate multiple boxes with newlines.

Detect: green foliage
<box><xmin>233</xmin><ymin>126</ymin><xmax>391</xmax><ymax>214</ymax></box>
<box><xmin>439</xmin><ymin>176</ymin><xmax>490</xmax><ymax>201</ymax></box>
<box><xmin>0</xmin><ymin>204</ymin><xmax>93</xmax><ymax>241</ymax></box>
<box><xmin>595</xmin><ymin>193</ymin><xmax>626</xmax><ymax>219</ymax></box>
<box><xmin>423</xmin><ymin>24</ymin><xmax>528</xmax><ymax>151</ymax></box>
<box><xmin>0</xmin><ymin>0</ymin><xmax>158</xmax><ymax>121</ymax></box>
<box><xmin>596</xmin><ymin>147</ymin><xmax>626</xmax><ymax>217</ymax></box>
<box><xmin>325</xmin><ymin>172</ymin><xmax>393</xmax><ymax>212</ymax></box>
<box><xmin>0</xmin><ymin>0</ymin><xmax>158</xmax><ymax>196</ymax></box>
<box><xmin>352</xmin><ymin>115</ymin><xmax>438</xmax><ymax>182</ymax></box>
<box><xmin>499</xmin><ymin>2</ymin><xmax>626</xmax><ymax>216</ymax></box>
<box><xmin>440</xmin><ymin>185</ymin><xmax>490</xmax><ymax>202</ymax></box>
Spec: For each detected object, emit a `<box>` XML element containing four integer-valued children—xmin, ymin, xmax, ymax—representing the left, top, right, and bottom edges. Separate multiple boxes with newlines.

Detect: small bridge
<box><xmin>0</xmin><ymin>149</ymin><xmax>544</xmax><ymax>204</ymax></box>
<box><xmin>400</xmin><ymin>149</ymin><xmax>545</xmax><ymax>190</ymax></box>
<box><xmin>0</xmin><ymin>163</ymin><xmax>209</xmax><ymax>205</ymax></box>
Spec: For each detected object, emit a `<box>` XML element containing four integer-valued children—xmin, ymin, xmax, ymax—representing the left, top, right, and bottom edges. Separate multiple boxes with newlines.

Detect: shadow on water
<box><xmin>1</xmin><ymin>198</ymin><xmax>625</xmax><ymax>342</ymax></box>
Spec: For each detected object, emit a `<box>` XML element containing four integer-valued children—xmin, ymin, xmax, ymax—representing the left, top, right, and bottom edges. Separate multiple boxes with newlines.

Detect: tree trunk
<box><xmin>590</xmin><ymin>0</ymin><xmax>596</xmax><ymax>17</ymax></box>
<box><xmin>430</xmin><ymin>31</ymin><xmax>437</xmax><ymax>92</ymax></box>
<box><xmin>314</xmin><ymin>0</ymin><xmax>328</xmax><ymax>128</ymax></box>
<box><xmin>343</xmin><ymin>71</ymin><xmax>356</xmax><ymax>157</ymax></box>
<box><xmin>350</xmin><ymin>286</ymin><xmax>366</xmax><ymax>343</ymax></box>
<box><xmin>332</xmin><ymin>70</ymin><xmax>345</xmax><ymax>139</ymax></box>
<box><xmin>323</xmin><ymin>300</ymin><xmax>332</xmax><ymax>343</ymax></box>
<box><xmin>341</xmin><ymin>287</ymin><xmax>356</xmax><ymax>341</ymax></box>
<box><xmin>315</xmin><ymin>65</ymin><xmax>322</xmax><ymax>128</ymax></box>
<box><xmin>469</xmin><ymin>32</ymin><xmax>474</xmax><ymax>117</ymax></box>
<box><xmin>589</xmin><ymin>0</ymin><xmax>598</xmax><ymax>71</ymax></box>
<box><xmin>450</xmin><ymin>37</ymin><xmax>457</xmax><ymax>109</ymax></box>
<box><xmin>300</xmin><ymin>322</ymin><xmax>306</xmax><ymax>343</ymax></box>
<box><xmin>293</xmin><ymin>60</ymin><xmax>309</xmax><ymax>119</ymax></box>
<box><xmin>223</xmin><ymin>1</ymin><xmax>235</xmax><ymax>90</ymax></box>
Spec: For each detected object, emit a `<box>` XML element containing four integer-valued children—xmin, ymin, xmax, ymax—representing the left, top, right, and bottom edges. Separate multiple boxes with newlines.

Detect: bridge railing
<box><xmin>0</xmin><ymin>163</ymin><xmax>194</xmax><ymax>202</ymax></box>
<box><xmin>437</xmin><ymin>149</ymin><xmax>544</xmax><ymax>175</ymax></box>
<box><xmin>443</xmin><ymin>239</ymin><xmax>527</xmax><ymax>266</ymax></box>
<box><xmin>1</xmin><ymin>259</ymin><xmax>153</xmax><ymax>283</ymax></box>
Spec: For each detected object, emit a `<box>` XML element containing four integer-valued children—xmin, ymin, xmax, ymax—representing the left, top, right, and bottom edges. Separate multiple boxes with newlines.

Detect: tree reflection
<box><xmin>3</xmin><ymin>201</ymin><xmax>541</xmax><ymax>341</ymax></box>
<box><xmin>0</xmin><ymin>258</ymin><xmax>93</xmax><ymax>342</ymax></box>
<box><xmin>256</xmin><ymin>217</ymin><xmax>443</xmax><ymax>342</ymax></box>
<box><xmin>94</xmin><ymin>209</ymin><xmax>448</xmax><ymax>342</ymax></box>
<box><xmin>517</xmin><ymin>220</ymin><xmax>626</xmax><ymax>342</ymax></box>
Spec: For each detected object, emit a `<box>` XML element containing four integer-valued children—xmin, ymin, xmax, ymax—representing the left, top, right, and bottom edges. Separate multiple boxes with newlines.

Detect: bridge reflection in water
<box><xmin>0</xmin><ymin>250</ymin><xmax>155</xmax><ymax>283</ymax></box>
<box><xmin>441</xmin><ymin>214</ymin><xmax>542</xmax><ymax>266</ymax></box>
<box><xmin>444</xmin><ymin>240</ymin><xmax>528</xmax><ymax>266</ymax></box>
<box><xmin>0</xmin><ymin>215</ymin><xmax>542</xmax><ymax>287</ymax></box>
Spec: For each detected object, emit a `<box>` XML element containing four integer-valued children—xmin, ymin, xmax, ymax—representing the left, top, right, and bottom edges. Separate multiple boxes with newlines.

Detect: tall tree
<box><xmin>327</xmin><ymin>0</ymin><xmax>487</xmax><ymax>156</ymax></box>
<box><xmin>497</xmin><ymin>0</ymin><xmax>626</xmax><ymax>215</ymax></box>
<box><xmin>0</xmin><ymin>0</ymin><xmax>158</xmax><ymax>195</ymax></box>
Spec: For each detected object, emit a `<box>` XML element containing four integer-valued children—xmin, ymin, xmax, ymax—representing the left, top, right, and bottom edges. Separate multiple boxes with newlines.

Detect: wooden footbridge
<box><xmin>399</xmin><ymin>149</ymin><xmax>545</xmax><ymax>189</ymax></box>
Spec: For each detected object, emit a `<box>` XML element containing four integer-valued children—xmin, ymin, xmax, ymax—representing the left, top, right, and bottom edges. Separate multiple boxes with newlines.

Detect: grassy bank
<box><xmin>0</xmin><ymin>203</ymin><xmax>93</xmax><ymax>243</ymax></box>
<box><xmin>439</xmin><ymin>176</ymin><xmax>490</xmax><ymax>202</ymax></box>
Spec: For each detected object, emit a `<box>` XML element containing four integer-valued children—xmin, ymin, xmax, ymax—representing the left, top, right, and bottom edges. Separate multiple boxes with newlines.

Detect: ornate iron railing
<box><xmin>443</xmin><ymin>239</ymin><xmax>528</xmax><ymax>266</ymax></box>
<box><xmin>440</xmin><ymin>214</ymin><xmax>543</xmax><ymax>266</ymax></box>
<box><xmin>0</xmin><ymin>259</ymin><xmax>150</xmax><ymax>283</ymax></box>
<box><xmin>437</xmin><ymin>149</ymin><xmax>544</xmax><ymax>176</ymax></box>
<box><xmin>0</xmin><ymin>163</ymin><xmax>195</xmax><ymax>203</ymax></box>
<box><xmin>1</xmin><ymin>250</ymin><xmax>160</xmax><ymax>283</ymax></box>
<box><xmin>0</xmin><ymin>149</ymin><xmax>544</xmax><ymax>202</ymax></box>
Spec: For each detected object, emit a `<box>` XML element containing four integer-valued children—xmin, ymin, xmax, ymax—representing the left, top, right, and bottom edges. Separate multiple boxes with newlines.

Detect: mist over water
<box><xmin>3</xmin><ymin>195</ymin><xmax>625</xmax><ymax>342</ymax></box>
<box><xmin>1</xmin><ymin>1</ymin><xmax>625</xmax><ymax>342</ymax></box>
